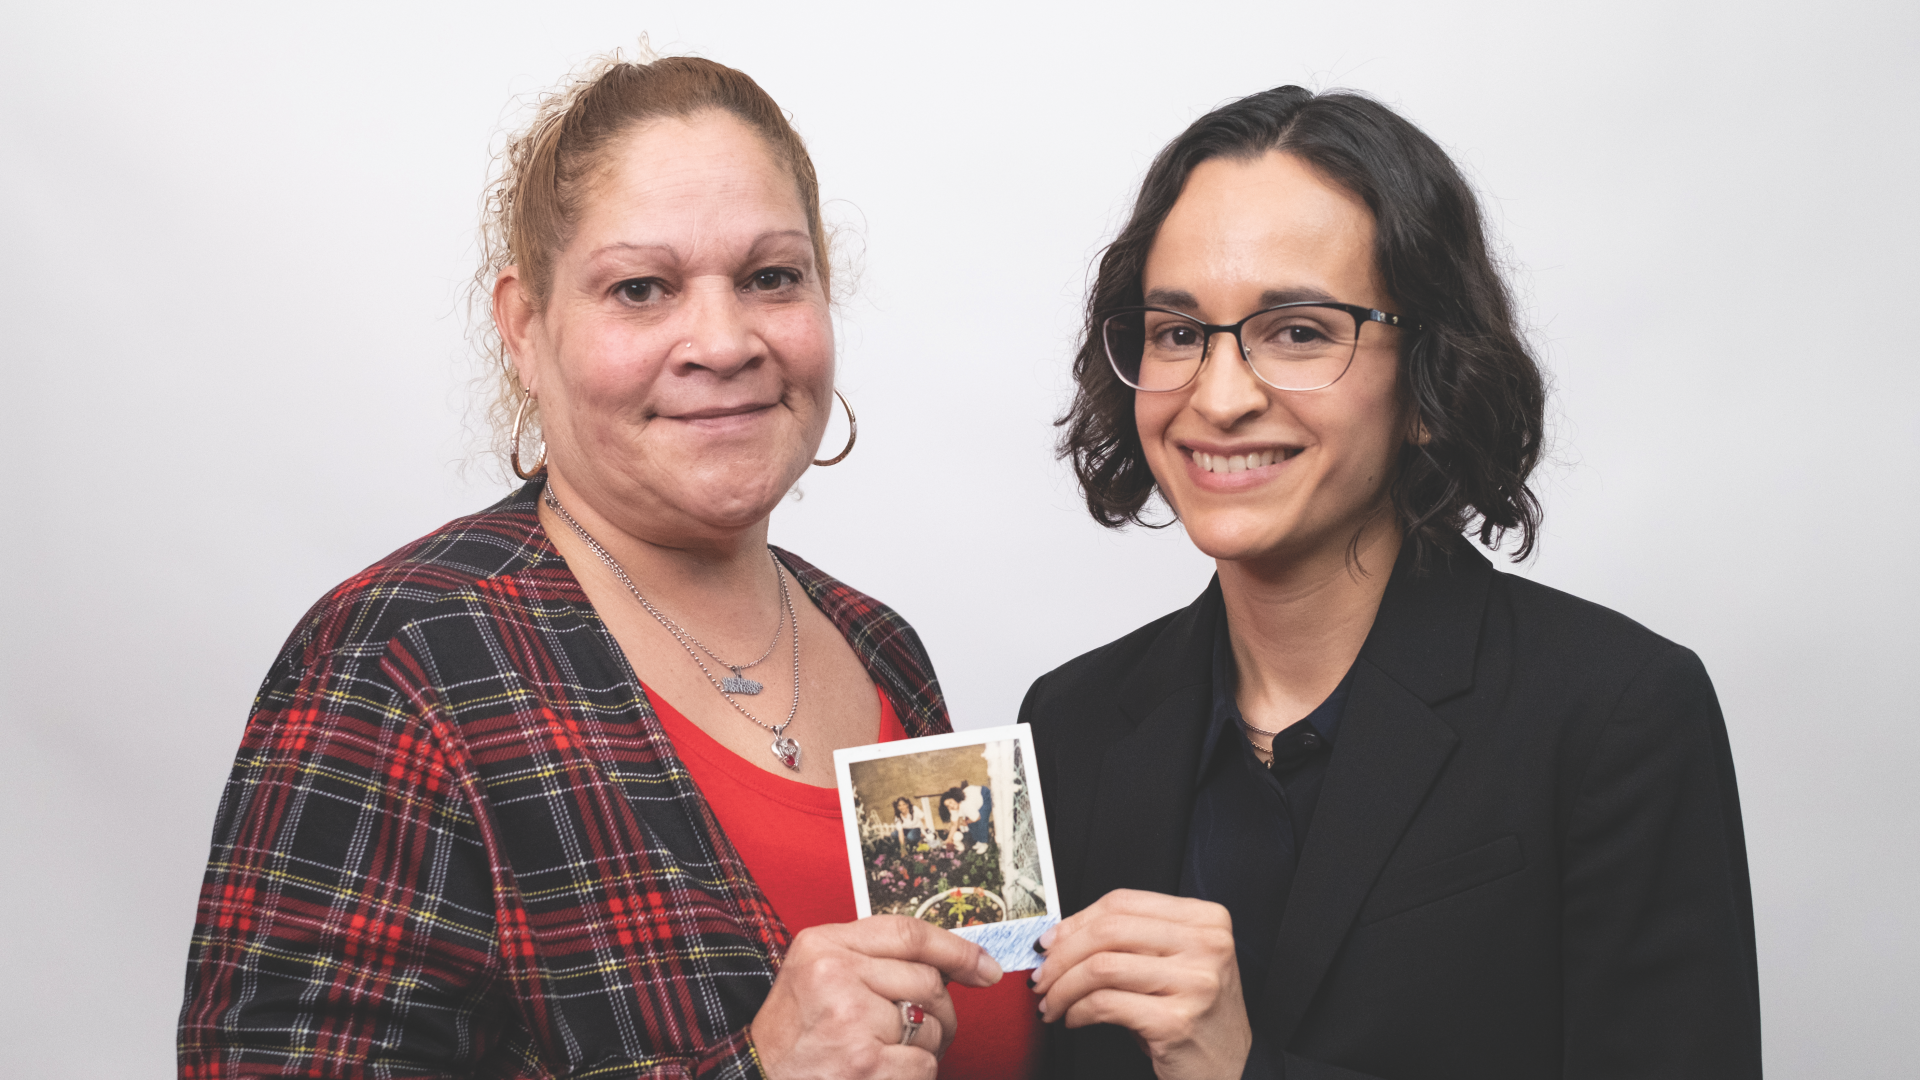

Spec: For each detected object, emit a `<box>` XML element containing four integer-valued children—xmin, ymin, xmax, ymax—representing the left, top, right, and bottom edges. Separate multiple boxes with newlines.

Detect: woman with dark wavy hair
<box><xmin>1021</xmin><ymin>87</ymin><xmax>1759</xmax><ymax>1079</ymax></box>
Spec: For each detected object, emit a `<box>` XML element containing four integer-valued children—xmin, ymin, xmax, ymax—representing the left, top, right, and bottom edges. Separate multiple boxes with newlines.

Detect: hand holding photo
<box><xmin>834</xmin><ymin>724</ymin><xmax>1060</xmax><ymax>971</ymax></box>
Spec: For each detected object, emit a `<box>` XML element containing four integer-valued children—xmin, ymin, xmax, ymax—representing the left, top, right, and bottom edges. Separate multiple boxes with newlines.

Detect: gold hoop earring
<box><xmin>511</xmin><ymin>391</ymin><xmax>547</xmax><ymax>480</ymax></box>
<box><xmin>812</xmin><ymin>389</ymin><xmax>857</xmax><ymax>467</ymax></box>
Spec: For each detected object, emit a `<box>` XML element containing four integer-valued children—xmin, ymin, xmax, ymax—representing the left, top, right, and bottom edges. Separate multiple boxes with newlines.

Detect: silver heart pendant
<box><xmin>770</xmin><ymin>735</ymin><xmax>802</xmax><ymax>771</ymax></box>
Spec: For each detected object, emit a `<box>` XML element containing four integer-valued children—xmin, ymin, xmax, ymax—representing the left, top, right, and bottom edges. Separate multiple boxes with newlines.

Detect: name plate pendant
<box><xmin>721</xmin><ymin>667</ymin><xmax>764</xmax><ymax>695</ymax></box>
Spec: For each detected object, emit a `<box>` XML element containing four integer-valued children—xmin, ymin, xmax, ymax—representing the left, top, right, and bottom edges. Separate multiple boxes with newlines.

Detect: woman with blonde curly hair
<box><xmin>179</xmin><ymin>50</ymin><xmax>1039</xmax><ymax>1080</ymax></box>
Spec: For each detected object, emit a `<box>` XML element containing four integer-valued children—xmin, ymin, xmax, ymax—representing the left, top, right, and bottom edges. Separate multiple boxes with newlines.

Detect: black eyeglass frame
<box><xmin>1099</xmin><ymin>301</ymin><xmax>1420</xmax><ymax>393</ymax></box>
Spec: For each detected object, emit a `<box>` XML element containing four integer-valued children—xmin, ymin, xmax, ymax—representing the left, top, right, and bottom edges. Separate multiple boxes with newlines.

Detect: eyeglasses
<box><xmin>1099</xmin><ymin>302</ymin><xmax>1416</xmax><ymax>393</ymax></box>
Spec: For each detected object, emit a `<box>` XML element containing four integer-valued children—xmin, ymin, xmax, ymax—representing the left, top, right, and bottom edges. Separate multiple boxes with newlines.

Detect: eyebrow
<box><xmin>585</xmin><ymin>229</ymin><xmax>815</xmax><ymax>264</ymax></box>
<box><xmin>1142</xmin><ymin>285</ymin><xmax>1340</xmax><ymax>312</ymax></box>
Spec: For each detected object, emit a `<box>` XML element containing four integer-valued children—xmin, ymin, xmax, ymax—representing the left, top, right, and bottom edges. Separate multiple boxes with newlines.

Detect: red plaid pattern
<box><xmin>180</xmin><ymin>482</ymin><xmax>951</xmax><ymax>1078</ymax></box>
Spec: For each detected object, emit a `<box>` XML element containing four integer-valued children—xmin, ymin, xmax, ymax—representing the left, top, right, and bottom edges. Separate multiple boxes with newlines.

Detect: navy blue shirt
<box><xmin>1179</xmin><ymin>609</ymin><xmax>1350</xmax><ymax>1078</ymax></box>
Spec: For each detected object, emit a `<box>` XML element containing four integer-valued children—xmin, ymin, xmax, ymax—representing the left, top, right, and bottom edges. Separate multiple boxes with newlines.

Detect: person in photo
<box><xmin>957</xmin><ymin>780</ymin><xmax>993</xmax><ymax>847</ymax></box>
<box><xmin>938</xmin><ymin>789</ymin><xmax>972</xmax><ymax>849</ymax></box>
<box><xmin>892</xmin><ymin>795</ymin><xmax>930</xmax><ymax>852</ymax></box>
<box><xmin>939</xmin><ymin>782</ymin><xmax>994</xmax><ymax>851</ymax></box>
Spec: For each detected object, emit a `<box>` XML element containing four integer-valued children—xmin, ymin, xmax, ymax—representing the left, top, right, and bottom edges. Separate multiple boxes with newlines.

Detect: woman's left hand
<box><xmin>1030</xmin><ymin>889</ymin><xmax>1250</xmax><ymax>1080</ymax></box>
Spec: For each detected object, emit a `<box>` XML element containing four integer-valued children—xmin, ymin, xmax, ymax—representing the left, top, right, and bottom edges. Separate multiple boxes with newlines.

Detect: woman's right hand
<box><xmin>751</xmin><ymin>914</ymin><xmax>1003</xmax><ymax>1080</ymax></box>
<box><xmin>1030</xmin><ymin>890</ymin><xmax>1249</xmax><ymax>1080</ymax></box>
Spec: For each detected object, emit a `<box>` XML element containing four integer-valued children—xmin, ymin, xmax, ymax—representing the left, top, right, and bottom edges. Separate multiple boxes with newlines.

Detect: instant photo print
<box><xmin>833</xmin><ymin>724</ymin><xmax>1060</xmax><ymax>972</ymax></box>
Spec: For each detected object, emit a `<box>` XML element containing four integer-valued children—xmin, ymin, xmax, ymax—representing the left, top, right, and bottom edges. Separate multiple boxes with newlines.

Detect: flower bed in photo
<box><xmin>865</xmin><ymin>840</ymin><xmax>1002</xmax><ymax>923</ymax></box>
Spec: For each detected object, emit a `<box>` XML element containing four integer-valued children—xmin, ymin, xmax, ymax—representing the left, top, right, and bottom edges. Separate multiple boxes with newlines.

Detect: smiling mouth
<box><xmin>1188</xmin><ymin>447</ymin><xmax>1301</xmax><ymax>474</ymax></box>
<box><xmin>665</xmin><ymin>403</ymin><xmax>775</xmax><ymax>421</ymax></box>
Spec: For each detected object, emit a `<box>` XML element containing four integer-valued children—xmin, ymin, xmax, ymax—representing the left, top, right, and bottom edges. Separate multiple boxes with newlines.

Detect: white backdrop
<box><xmin>3</xmin><ymin>2</ymin><xmax>1915</xmax><ymax>1076</ymax></box>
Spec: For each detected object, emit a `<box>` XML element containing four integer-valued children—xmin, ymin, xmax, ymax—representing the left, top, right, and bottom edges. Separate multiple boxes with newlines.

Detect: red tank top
<box><xmin>647</xmin><ymin>683</ymin><xmax>1043</xmax><ymax>1079</ymax></box>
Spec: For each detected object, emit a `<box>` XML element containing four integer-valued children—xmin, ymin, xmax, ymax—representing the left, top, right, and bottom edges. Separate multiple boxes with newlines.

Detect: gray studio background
<box><xmin>4</xmin><ymin>1</ymin><xmax>1915</xmax><ymax>1075</ymax></box>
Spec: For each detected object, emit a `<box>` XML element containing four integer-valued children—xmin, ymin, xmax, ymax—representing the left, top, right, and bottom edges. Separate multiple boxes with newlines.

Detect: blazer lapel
<box><xmin>1258</xmin><ymin>661</ymin><xmax>1458</xmax><ymax>1038</ymax></box>
<box><xmin>1075</xmin><ymin>581</ymin><xmax>1221</xmax><ymax>907</ymax></box>
<box><xmin>1258</xmin><ymin>544</ymin><xmax>1492</xmax><ymax>1041</ymax></box>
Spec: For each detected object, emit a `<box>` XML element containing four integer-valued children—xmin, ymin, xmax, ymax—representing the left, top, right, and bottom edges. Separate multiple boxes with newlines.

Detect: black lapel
<box><xmin>1257</xmin><ymin>544</ymin><xmax>1492</xmax><ymax>1041</ymax></box>
<box><xmin>1075</xmin><ymin>580</ymin><xmax>1222</xmax><ymax>906</ymax></box>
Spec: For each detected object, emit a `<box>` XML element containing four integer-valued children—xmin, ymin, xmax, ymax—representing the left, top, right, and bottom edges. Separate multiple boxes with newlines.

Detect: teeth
<box><xmin>1191</xmin><ymin>449</ymin><xmax>1290</xmax><ymax>474</ymax></box>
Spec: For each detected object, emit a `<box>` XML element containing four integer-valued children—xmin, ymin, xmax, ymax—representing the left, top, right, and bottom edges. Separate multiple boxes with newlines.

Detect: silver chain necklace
<box><xmin>712</xmin><ymin>617</ymin><xmax>783</xmax><ymax>695</ymax></box>
<box><xmin>677</xmin><ymin>593</ymin><xmax>782</xmax><ymax>696</ymax></box>
<box><xmin>543</xmin><ymin>487</ymin><xmax>806</xmax><ymax>771</ymax></box>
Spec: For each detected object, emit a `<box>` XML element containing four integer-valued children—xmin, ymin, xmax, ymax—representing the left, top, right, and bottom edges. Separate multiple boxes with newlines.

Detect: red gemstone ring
<box><xmin>896</xmin><ymin>1000</ymin><xmax>926</xmax><ymax>1045</ymax></box>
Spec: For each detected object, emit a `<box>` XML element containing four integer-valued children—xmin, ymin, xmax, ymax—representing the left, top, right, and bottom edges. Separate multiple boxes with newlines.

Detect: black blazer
<box><xmin>1019</xmin><ymin>544</ymin><xmax>1761</xmax><ymax>1080</ymax></box>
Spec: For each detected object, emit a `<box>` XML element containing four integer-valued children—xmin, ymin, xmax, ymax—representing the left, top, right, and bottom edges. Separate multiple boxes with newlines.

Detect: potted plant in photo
<box><xmin>914</xmin><ymin>886</ymin><xmax>1008</xmax><ymax>929</ymax></box>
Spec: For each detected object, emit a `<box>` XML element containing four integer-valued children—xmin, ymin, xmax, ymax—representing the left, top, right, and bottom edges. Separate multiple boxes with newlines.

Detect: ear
<box><xmin>493</xmin><ymin>265</ymin><xmax>544</xmax><ymax>391</ymax></box>
<box><xmin>1407</xmin><ymin>408</ymin><xmax>1433</xmax><ymax>447</ymax></box>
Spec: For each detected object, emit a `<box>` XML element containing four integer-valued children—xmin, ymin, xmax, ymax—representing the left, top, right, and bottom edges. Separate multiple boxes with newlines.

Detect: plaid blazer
<box><xmin>180</xmin><ymin>482</ymin><xmax>952</xmax><ymax>1079</ymax></box>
